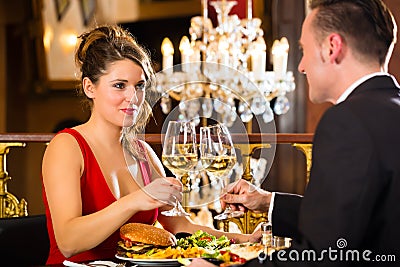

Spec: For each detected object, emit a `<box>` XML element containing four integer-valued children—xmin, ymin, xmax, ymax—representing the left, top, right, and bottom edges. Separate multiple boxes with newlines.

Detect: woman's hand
<box><xmin>249</xmin><ymin>224</ymin><xmax>262</xmax><ymax>243</ymax></box>
<box><xmin>136</xmin><ymin>177</ymin><xmax>182</xmax><ymax>210</ymax></box>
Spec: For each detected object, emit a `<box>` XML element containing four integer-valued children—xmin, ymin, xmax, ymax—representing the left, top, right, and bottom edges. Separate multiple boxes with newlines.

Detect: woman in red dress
<box><xmin>42</xmin><ymin>25</ymin><xmax>258</xmax><ymax>264</ymax></box>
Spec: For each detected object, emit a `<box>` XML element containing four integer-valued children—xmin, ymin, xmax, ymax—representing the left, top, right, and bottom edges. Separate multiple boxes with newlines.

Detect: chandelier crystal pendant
<box><xmin>157</xmin><ymin>0</ymin><xmax>295</xmax><ymax>127</ymax></box>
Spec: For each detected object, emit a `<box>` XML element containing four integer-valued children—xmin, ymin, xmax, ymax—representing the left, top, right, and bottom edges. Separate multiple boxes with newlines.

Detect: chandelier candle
<box><xmin>272</xmin><ymin>37</ymin><xmax>289</xmax><ymax>81</ymax></box>
<box><xmin>158</xmin><ymin>0</ymin><xmax>295</xmax><ymax>122</ymax></box>
<box><xmin>161</xmin><ymin>37</ymin><xmax>174</xmax><ymax>72</ymax></box>
<box><xmin>247</xmin><ymin>0</ymin><xmax>252</xmax><ymax>20</ymax></box>
<box><xmin>251</xmin><ymin>36</ymin><xmax>267</xmax><ymax>81</ymax></box>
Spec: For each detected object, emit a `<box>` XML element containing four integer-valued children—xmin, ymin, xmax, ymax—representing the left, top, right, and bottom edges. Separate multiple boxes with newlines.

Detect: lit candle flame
<box><xmin>161</xmin><ymin>37</ymin><xmax>174</xmax><ymax>71</ymax></box>
<box><xmin>161</xmin><ymin>37</ymin><xmax>174</xmax><ymax>56</ymax></box>
<box><xmin>179</xmin><ymin>36</ymin><xmax>191</xmax><ymax>54</ymax></box>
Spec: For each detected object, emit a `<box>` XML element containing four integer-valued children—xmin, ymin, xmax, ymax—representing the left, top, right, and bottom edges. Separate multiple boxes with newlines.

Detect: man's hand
<box><xmin>221</xmin><ymin>179</ymin><xmax>272</xmax><ymax>213</ymax></box>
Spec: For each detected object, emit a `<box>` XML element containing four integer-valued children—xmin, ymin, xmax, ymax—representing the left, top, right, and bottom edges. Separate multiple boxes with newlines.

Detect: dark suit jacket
<box><xmin>246</xmin><ymin>75</ymin><xmax>400</xmax><ymax>267</ymax></box>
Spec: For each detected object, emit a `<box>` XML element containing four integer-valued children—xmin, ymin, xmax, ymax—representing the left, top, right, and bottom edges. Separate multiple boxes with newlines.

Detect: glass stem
<box><xmin>224</xmin><ymin>205</ymin><xmax>232</xmax><ymax>213</ymax></box>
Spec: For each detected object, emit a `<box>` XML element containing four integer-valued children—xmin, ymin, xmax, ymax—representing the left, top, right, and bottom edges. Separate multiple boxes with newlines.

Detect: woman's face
<box><xmin>86</xmin><ymin>59</ymin><xmax>146</xmax><ymax>127</ymax></box>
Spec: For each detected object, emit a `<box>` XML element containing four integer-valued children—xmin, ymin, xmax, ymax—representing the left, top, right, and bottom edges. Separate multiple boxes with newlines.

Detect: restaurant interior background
<box><xmin>0</xmin><ymin>0</ymin><xmax>399</xmax><ymax>216</ymax></box>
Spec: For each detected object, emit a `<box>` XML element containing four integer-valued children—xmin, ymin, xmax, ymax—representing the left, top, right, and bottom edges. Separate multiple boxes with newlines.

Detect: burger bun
<box><xmin>120</xmin><ymin>223</ymin><xmax>176</xmax><ymax>247</ymax></box>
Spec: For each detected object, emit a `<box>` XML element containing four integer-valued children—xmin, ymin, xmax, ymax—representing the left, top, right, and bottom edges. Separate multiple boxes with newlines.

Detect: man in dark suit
<box><xmin>190</xmin><ymin>0</ymin><xmax>399</xmax><ymax>266</ymax></box>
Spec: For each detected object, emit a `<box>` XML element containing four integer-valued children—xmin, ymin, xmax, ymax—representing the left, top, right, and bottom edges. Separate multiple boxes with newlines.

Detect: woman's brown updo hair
<box><xmin>75</xmin><ymin>24</ymin><xmax>155</xmax><ymax>159</ymax></box>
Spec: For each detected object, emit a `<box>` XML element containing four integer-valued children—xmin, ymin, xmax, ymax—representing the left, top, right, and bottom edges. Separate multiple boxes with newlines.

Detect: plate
<box><xmin>115</xmin><ymin>255</ymin><xmax>189</xmax><ymax>266</ymax></box>
<box><xmin>115</xmin><ymin>255</ymin><xmax>222</xmax><ymax>266</ymax></box>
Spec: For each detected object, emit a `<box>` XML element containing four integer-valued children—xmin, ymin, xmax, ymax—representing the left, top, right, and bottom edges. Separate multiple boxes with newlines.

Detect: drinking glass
<box><xmin>199</xmin><ymin>123</ymin><xmax>244</xmax><ymax>220</ymax></box>
<box><xmin>161</xmin><ymin>121</ymin><xmax>198</xmax><ymax>216</ymax></box>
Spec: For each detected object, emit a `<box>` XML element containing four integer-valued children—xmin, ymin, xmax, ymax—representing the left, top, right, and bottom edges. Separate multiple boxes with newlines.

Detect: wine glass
<box><xmin>199</xmin><ymin>123</ymin><xmax>244</xmax><ymax>220</ymax></box>
<box><xmin>161</xmin><ymin>121</ymin><xmax>198</xmax><ymax>216</ymax></box>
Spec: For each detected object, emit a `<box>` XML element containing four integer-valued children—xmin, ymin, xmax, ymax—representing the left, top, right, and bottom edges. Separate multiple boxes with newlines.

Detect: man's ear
<box><xmin>83</xmin><ymin>77</ymin><xmax>95</xmax><ymax>98</ymax></box>
<box><xmin>327</xmin><ymin>33</ymin><xmax>344</xmax><ymax>64</ymax></box>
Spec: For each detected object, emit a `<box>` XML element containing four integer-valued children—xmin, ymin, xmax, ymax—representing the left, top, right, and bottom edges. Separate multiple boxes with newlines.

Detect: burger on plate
<box><xmin>117</xmin><ymin>223</ymin><xmax>176</xmax><ymax>257</ymax></box>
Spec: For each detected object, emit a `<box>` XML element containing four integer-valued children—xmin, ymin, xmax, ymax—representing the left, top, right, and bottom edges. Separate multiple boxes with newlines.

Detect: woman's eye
<box><xmin>114</xmin><ymin>82</ymin><xmax>125</xmax><ymax>89</ymax></box>
<box><xmin>136</xmin><ymin>82</ymin><xmax>146</xmax><ymax>91</ymax></box>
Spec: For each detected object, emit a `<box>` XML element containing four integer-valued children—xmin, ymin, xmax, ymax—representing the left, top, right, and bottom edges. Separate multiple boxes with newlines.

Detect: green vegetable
<box><xmin>145</xmin><ymin>248</ymin><xmax>155</xmax><ymax>256</ymax></box>
<box><xmin>176</xmin><ymin>230</ymin><xmax>231</xmax><ymax>251</ymax></box>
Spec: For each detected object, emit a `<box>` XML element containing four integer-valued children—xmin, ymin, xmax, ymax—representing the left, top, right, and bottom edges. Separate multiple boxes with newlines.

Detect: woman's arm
<box><xmin>157</xmin><ymin>214</ymin><xmax>259</xmax><ymax>244</ymax></box>
<box><xmin>42</xmin><ymin>134</ymin><xmax>180</xmax><ymax>257</ymax></box>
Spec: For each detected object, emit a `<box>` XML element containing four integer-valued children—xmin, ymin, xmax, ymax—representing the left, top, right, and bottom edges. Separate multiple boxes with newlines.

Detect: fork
<box><xmin>89</xmin><ymin>261</ymin><xmax>127</xmax><ymax>267</ymax></box>
<box><xmin>63</xmin><ymin>260</ymin><xmax>127</xmax><ymax>267</ymax></box>
<box><xmin>87</xmin><ymin>263</ymin><xmax>126</xmax><ymax>267</ymax></box>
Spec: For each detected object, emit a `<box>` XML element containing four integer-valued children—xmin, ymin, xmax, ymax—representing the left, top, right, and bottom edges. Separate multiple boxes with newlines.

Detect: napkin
<box><xmin>63</xmin><ymin>259</ymin><xmax>121</xmax><ymax>267</ymax></box>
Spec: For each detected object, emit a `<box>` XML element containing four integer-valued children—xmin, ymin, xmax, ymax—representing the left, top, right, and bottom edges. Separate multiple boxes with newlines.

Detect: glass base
<box><xmin>214</xmin><ymin>209</ymin><xmax>244</xmax><ymax>220</ymax></box>
<box><xmin>161</xmin><ymin>202</ymin><xmax>190</xmax><ymax>217</ymax></box>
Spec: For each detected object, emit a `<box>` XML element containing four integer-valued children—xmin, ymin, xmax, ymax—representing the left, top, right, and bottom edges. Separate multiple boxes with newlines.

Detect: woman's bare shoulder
<box><xmin>48</xmin><ymin>131</ymin><xmax>80</xmax><ymax>149</ymax></box>
<box><xmin>44</xmin><ymin>131</ymin><xmax>83</xmax><ymax>165</ymax></box>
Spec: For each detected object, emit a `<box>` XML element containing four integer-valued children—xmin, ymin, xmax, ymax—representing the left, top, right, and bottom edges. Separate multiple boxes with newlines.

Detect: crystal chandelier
<box><xmin>156</xmin><ymin>0</ymin><xmax>295</xmax><ymax>127</ymax></box>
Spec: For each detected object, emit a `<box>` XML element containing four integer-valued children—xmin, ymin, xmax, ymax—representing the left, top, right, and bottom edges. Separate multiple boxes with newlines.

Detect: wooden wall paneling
<box><xmin>385</xmin><ymin>0</ymin><xmax>400</xmax><ymax>82</ymax></box>
<box><xmin>0</xmin><ymin>25</ymin><xmax>5</xmax><ymax>132</ymax></box>
<box><xmin>264</xmin><ymin>0</ymin><xmax>307</xmax><ymax>195</ymax></box>
<box><xmin>272</xmin><ymin>0</ymin><xmax>306</xmax><ymax>133</ymax></box>
<box><xmin>0</xmin><ymin>0</ymin><xmax>29</xmax><ymax>131</ymax></box>
<box><xmin>4</xmin><ymin>1</ymin><xmax>32</xmax><ymax>214</ymax></box>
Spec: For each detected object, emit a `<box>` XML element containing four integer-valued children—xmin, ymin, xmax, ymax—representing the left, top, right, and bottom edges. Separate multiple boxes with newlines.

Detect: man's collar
<box><xmin>335</xmin><ymin>72</ymin><xmax>390</xmax><ymax>104</ymax></box>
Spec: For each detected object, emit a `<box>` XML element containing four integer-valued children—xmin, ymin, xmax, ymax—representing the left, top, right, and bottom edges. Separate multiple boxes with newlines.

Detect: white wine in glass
<box><xmin>161</xmin><ymin>121</ymin><xmax>198</xmax><ymax>216</ymax></box>
<box><xmin>200</xmin><ymin>123</ymin><xmax>244</xmax><ymax>220</ymax></box>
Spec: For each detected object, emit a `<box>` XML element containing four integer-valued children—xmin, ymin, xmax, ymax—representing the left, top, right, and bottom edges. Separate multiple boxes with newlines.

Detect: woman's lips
<box><xmin>121</xmin><ymin>108</ymin><xmax>136</xmax><ymax>115</ymax></box>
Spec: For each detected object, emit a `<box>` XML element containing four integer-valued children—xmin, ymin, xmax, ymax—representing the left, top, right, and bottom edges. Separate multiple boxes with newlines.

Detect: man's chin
<box><xmin>309</xmin><ymin>94</ymin><xmax>331</xmax><ymax>105</ymax></box>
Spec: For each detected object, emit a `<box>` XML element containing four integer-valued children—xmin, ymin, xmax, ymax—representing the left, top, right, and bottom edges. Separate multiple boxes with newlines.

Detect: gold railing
<box><xmin>0</xmin><ymin>133</ymin><xmax>313</xmax><ymax>223</ymax></box>
<box><xmin>0</xmin><ymin>133</ymin><xmax>54</xmax><ymax>218</ymax></box>
<box><xmin>221</xmin><ymin>134</ymin><xmax>313</xmax><ymax>234</ymax></box>
<box><xmin>0</xmin><ymin>142</ymin><xmax>28</xmax><ymax>217</ymax></box>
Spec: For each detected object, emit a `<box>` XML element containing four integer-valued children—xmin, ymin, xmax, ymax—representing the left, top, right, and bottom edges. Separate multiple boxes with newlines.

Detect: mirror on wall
<box><xmin>33</xmin><ymin>0</ymin><xmax>201</xmax><ymax>92</ymax></box>
<box><xmin>33</xmin><ymin>0</ymin><xmax>94</xmax><ymax>91</ymax></box>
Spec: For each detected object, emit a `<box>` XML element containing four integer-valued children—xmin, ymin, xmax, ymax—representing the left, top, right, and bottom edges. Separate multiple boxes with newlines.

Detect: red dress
<box><xmin>42</xmin><ymin>128</ymin><xmax>158</xmax><ymax>264</ymax></box>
